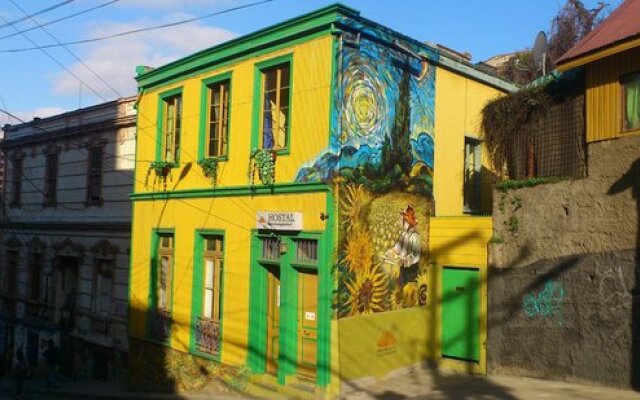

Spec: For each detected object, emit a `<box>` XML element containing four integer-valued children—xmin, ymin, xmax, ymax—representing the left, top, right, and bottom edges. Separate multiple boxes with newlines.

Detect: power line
<box><xmin>0</xmin><ymin>0</ymin><xmax>74</xmax><ymax>30</ymax></box>
<box><xmin>0</xmin><ymin>14</ymin><xmax>107</xmax><ymax>102</ymax></box>
<box><xmin>8</xmin><ymin>0</ymin><xmax>123</xmax><ymax>99</ymax></box>
<box><xmin>0</xmin><ymin>0</ymin><xmax>273</xmax><ymax>53</ymax></box>
<box><xmin>0</xmin><ymin>1</ymin><xmax>120</xmax><ymax>42</ymax></box>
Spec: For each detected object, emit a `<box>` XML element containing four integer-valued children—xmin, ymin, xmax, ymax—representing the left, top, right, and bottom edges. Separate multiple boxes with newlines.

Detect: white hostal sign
<box><xmin>257</xmin><ymin>211</ymin><xmax>303</xmax><ymax>231</ymax></box>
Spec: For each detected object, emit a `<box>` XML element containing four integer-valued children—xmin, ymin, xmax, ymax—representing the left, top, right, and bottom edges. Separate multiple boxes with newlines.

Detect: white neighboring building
<box><xmin>0</xmin><ymin>97</ymin><xmax>135</xmax><ymax>380</ymax></box>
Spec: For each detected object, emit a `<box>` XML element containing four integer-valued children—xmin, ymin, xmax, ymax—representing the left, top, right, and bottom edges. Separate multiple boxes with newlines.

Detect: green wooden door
<box><xmin>441</xmin><ymin>267</ymin><xmax>480</xmax><ymax>361</ymax></box>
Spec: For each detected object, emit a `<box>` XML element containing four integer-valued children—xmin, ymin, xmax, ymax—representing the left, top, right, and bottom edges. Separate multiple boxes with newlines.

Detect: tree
<box><xmin>497</xmin><ymin>0</ymin><xmax>608</xmax><ymax>85</ymax></box>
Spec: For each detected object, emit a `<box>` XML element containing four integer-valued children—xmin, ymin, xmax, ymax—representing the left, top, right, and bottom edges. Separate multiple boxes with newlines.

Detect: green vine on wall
<box><xmin>145</xmin><ymin>160</ymin><xmax>177</xmax><ymax>190</ymax></box>
<box><xmin>197</xmin><ymin>157</ymin><xmax>220</xmax><ymax>187</ymax></box>
<box><xmin>248</xmin><ymin>148</ymin><xmax>276</xmax><ymax>186</ymax></box>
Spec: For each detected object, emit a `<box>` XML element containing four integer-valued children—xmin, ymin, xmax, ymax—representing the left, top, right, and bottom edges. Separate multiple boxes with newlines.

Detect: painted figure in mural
<box><xmin>386</xmin><ymin>204</ymin><xmax>421</xmax><ymax>287</ymax></box>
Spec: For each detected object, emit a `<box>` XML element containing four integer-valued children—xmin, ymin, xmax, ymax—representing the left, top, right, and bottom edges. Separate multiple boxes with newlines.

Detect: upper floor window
<box><xmin>10</xmin><ymin>158</ymin><xmax>22</xmax><ymax>207</ymax></box>
<box><xmin>260</xmin><ymin>62</ymin><xmax>290</xmax><ymax>151</ymax></box>
<box><xmin>463</xmin><ymin>137</ymin><xmax>482</xmax><ymax>214</ymax></box>
<box><xmin>622</xmin><ymin>72</ymin><xmax>640</xmax><ymax>132</ymax></box>
<box><xmin>44</xmin><ymin>153</ymin><xmax>58</xmax><ymax>207</ymax></box>
<box><xmin>161</xmin><ymin>93</ymin><xmax>182</xmax><ymax>163</ymax></box>
<box><xmin>86</xmin><ymin>146</ymin><xmax>103</xmax><ymax>205</ymax></box>
<box><xmin>206</xmin><ymin>80</ymin><xmax>230</xmax><ymax>158</ymax></box>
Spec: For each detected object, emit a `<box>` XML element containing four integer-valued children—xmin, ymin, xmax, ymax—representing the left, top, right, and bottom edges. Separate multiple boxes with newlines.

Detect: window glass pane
<box><xmin>280</xmin><ymin>65</ymin><xmax>290</xmax><ymax>88</ymax></box>
<box><xmin>264</xmin><ymin>69</ymin><xmax>277</xmax><ymax>91</ymax></box>
<box><xmin>295</xmin><ymin>240</ymin><xmax>318</xmax><ymax>263</ymax></box>
<box><xmin>205</xmin><ymin>259</ymin><xmax>215</xmax><ymax>289</ymax></box>
<box><xmin>203</xmin><ymin>289</ymin><xmax>213</xmax><ymax>318</ymax></box>
<box><xmin>624</xmin><ymin>75</ymin><xmax>640</xmax><ymax>131</ymax></box>
<box><xmin>261</xmin><ymin>237</ymin><xmax>280</xmax><ymax>261</ymax></box>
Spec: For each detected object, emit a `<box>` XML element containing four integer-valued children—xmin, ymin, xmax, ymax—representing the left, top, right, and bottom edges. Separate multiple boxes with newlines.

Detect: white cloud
<box><xmin>2</xmin><ymin>107</ymin><xmax>67</xmax><ymax>125</ymax></box>
<box><xmin>53</xmin><ymin>17</ymin><xmax>237</xmax><ymax>99</ymax></box>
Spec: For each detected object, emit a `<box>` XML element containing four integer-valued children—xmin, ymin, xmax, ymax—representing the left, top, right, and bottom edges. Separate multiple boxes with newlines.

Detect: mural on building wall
<box><xmin>294</xmin><ymin>25</ymin><xmax>436</xmax><ymax>317</ymax></box>
<box><xmin>336</xmin><ymin>184</ymin><xmax>430</xmax><ymax>317</ymax></box>
<box><xmin>295</xmin><ymin>26</ymin><xmax>436</xmax><ymax>194</ymax></box>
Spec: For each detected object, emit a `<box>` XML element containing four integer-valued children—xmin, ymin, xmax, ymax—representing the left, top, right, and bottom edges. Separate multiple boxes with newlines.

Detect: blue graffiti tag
<box><xmin>522</xmin><ymin>280</ymin><xmax>565</xmax><ymax>326</ymax></box>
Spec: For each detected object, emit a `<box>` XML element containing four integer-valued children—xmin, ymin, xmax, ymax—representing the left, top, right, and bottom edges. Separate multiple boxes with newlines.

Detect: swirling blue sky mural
<box><xmin>296</xmin><ymin>25</ymin><xmax>436</xmax><ymax>196</ymax></box>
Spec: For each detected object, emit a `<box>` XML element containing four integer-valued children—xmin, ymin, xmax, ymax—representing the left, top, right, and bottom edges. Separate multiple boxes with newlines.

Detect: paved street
<box><xmin>2</xmin><ymin>367</ymin><xmax>640</xmax><ymax>400</ymax></box>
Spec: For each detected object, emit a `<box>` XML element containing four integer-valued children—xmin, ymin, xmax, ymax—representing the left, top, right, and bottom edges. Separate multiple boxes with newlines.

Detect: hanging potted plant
<box><xmin>145</xmin><ymin>160</ymin><xmax>177</xmax><ymax>190</ymax></box>
<box><xmin>248</xmin><ymin>148</ymin><xmax>276</xmax><ymax>187</ymax></box>
<box><xmin>197</xmin><ymin>157</ymin><xmax>220</xmax><ymax>187</ymax></box>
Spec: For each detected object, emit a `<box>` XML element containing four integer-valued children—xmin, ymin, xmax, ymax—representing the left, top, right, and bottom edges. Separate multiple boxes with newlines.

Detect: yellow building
<box><xmin>129</xmin><ymin>4</ymin><xmax>514</xmax><ymax>396</ymax></box>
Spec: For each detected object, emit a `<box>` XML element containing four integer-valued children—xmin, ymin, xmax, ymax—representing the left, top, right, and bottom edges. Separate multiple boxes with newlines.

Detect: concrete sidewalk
<box><xmin>341</xmin><ymin>366</ymin><xmax>640</xmax><ymax>400</ymax></box>
<box><xmin>1</xmin><ymin>368</ymin><xmax>640</xmax><ymax>399</ymax></box>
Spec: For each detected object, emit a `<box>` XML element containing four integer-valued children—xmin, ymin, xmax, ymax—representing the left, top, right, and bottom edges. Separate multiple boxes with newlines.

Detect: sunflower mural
<box><xmin>292</xmin><ymin>26</ymin><xmax>435</xmax><ymax>317</ymax></box>
<box><xmin>336</xmin><ymin>183</ymin><xmax>430</xmax><ymax>317</ymax></box>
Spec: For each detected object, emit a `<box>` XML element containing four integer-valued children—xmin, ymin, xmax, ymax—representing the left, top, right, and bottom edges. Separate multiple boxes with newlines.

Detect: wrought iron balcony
<box><xmin>195</xmin><ymin>317</ymin><xmax>220</xmax><ymax>356</ymax></box>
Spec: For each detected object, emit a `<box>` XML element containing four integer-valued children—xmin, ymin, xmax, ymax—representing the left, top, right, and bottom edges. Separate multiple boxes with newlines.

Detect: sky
<box><xmin>0</xmin><ymin>0</ymin><xmax>623</xmax><ymax>125</ymax></box>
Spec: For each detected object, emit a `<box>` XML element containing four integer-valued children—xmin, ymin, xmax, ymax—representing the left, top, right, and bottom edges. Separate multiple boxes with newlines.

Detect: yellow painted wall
<box><xmin>586</xmin><ymin>46</ymin><xmax>640</xmax><ymax>142</ymax></box>
<box><xmin>433</xmin><ymin>68</ymin><xmax>505</xmax><ymax>216</ymax></box>
<box><xmin>129</xmin><ymin>192</ymin><xmax>329</xmax><ymax>366</ymax></box>
<box><xmin>336</xmin><ymin>307</ymin><xmax>431</xmax><ymax>381</ymax></box>
<box><xmin>134</xmin><ymin>34</ymin><xmax>333</xmax><ymax>193</ymax></box>
<box><xmin>130</xmin><ymin>34</ymin><xmax>334</xmax><ymax>367</ymax></box>
<box><xmin>429</xmin><ymin>216</ymin><xmax>491</xmax><ymax>374</ymax></box>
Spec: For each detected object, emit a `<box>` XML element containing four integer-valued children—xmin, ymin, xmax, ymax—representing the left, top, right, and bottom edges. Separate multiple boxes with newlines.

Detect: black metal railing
<box><xmin>194</xmin><ymin>317</ymin><xmax>220</xmax><ymax>356</ymax></box>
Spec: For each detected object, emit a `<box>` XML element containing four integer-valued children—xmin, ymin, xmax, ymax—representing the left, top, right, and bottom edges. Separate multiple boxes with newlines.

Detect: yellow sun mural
<box><xmin>344</xmin><ymin>265</ymin><xmax>388</xmax><ymax>315</ymax></box>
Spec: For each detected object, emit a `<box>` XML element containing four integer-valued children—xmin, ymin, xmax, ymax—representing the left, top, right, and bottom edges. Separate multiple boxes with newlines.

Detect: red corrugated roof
<box><xmin>556</xmin><ymin>0</ymin><xmax>640</xmax><ymax>65</ymax></box>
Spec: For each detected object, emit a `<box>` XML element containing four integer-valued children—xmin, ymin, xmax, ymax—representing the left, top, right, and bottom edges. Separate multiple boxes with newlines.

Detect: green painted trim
<box><xmin>197</xmin><ymin>72</ymin><xmax>233</xmax><ymax>161</ymax></box>
<box><xmin>189</xmin><ymin>229</ymin><xmax>226</xmax><ymax>362</ymax></box>
<box><xmin>136</xmin><ymin>4</ymin><xmax>358</xmax><ymax>89</ymax></box>
<box><xmin>146</xmin><ymin>228</ymin><xmax>175</xmax><ymax>344</ymax></box>
<box><xmin>156</xmin><ymin>87</ymin><xmax>184</xmax><ymax>163</ymax></box>
<box><xmin>278</xmin><ymin>239</ymin><xmax>297</xmax><ymax>384</ymax></box>
<box><xmin>317</xmin><ymin>191</ymin><xmax>334</xmax><ymax>387</ymax></box>
<box><xmin>130</xmin><ymin>181</ymin><xmax>330</xmax><ymax>201</ymax></box>
<box><xmin>247</xmin><ymin>233</ymin><xmax>267</xmax><ymax>373</ymax></box>
<box><xmin>247</xmin><ymin>230</ymin><xmax>329</xmax><ymax>386</ymax></box>
<box><xmin>251</xmin><ymin>53</ymin><xmax>294</xmax><ymax>155</ymax></box>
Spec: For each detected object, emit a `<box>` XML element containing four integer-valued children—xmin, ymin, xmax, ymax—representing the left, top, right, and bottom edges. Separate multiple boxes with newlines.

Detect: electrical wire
<box><xmin>0</xmin><ymin>0</ymin><xmax>273</xmax><ymax>54</ymax></box>
<box><xmin>0</xmin><ymin>15</ymin><xmax>107</xmax><ymax>102</ymax></box>
<box><xmin>8</xmin><ymin>0</ymin><xmax>123</xmax><ymax>99</ymax></box>
<box><xmin>0</xmin><ymin>1</ymin><xmax>119</xmax><ymax>42</ymax></box>
<box><xmin>0</xmin><ymin>0</ymin><xmax>74</xmax><ymax>30</ymax></box>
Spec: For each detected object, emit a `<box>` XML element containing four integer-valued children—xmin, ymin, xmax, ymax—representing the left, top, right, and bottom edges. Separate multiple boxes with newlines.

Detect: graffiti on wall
<box><xmin>522</xmin><ymin>280</ymin><xmax>565</xmax><ymax>326</ymax></box>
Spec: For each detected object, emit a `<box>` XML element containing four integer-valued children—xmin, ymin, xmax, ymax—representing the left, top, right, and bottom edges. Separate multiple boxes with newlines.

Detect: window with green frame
<box><xmin>193</xmin><ymin>234</ymin><xmax>224</xmax><ymax>357</ymax></box>
<box><xmin>161</xmin><ymin>93</ymin><xmax>182</xmax><ymax>163</ymax></box>
<box><xmin>622</xmin><ymin>72</ymin><xmax>640</xmax><ymax>132</ymax></box>
<box><xmin>149</xmin><ymin>232</ymin><xmax>173</xmax><ymax>342</ymax></box>
<box><xmin>260</xmin><ymin>62</ymin><xmax>290</xmax><ymax>150</ymax></box>
<box><xmin>206</xmin><ymin>80</ymin><xmax>230</xmax><ymax>158</ymax></box>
